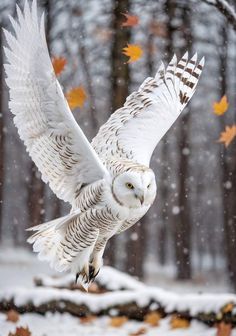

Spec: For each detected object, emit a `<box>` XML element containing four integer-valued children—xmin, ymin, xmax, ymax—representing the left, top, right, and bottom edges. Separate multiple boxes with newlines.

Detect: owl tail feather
<box><xmin>27</xmin><ymin>210</ymin><xmax>81</xmax><ymax>272</ymax></box>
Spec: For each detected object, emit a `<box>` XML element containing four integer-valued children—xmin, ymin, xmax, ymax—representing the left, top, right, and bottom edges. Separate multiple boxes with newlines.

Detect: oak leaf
<box><xmin>144</xmin><ymin>311</ymin><xmax>161</xmax><ymax>326</ymax></box>
<box><xmin>52</xmin><ymin>56</ymin><xmax>67</xmax><ymax>77</ymax></box>
<box><xmin>218</xmin><ymin>125</ymin><xmax>236</xmax><ymax>147</ymax></box>
<box><xmin>8</xmin><ymin>326</ymin><xmax>31</xmax><ymax>336</ymax></box>
<box><xmin>66</xmin><ymin>86</ymin><xmax>87</xmax><ymax>109</ymax></box>
<box><xmin>110</xmin><ymin>316</ymin><xmax>128</xmax><ymax>327</ymax></box>
<box><xmin>170</xmin><ymin>315</ymin><xmax>190</xmax><ymax>329</ymax></box>
<box><xmin>121</xmin><ymin>13</ymin><xmax>139</xmax><ymax>27</ymax></box>
<box><xmin>123</xmin><ymin>44</ymin><xmax>143</xmax><ymax>63</ymax></box>
<box><xmin>6</xmin><ymin>310</ymin><xmax>19</xmax><ymax>323</ymax></box>
<box><xmin>216</xmin><ymin>322</ymin><xmax>232</xmax><ymax>336</ymax></box>
<box><xmin>213</xmin><ymin>95</ymin><xmax>229</xmax><ymax>116</ymax></box>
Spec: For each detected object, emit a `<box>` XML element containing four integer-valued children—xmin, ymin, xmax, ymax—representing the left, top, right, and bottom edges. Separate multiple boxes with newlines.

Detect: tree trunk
<box><xmin>172</xmin><ymin>1</ymin><xmax>193</xmax><ymax>280</ymax></box>
<box><xmin>105</xmin><ymin>0</ymin><xmax>130</xmax><ymax>267</ymax></box>
<box><xmin>0</xmin><ymin>29</ymin><xmax>4</xmax><ymax>241</ymax></box>
<box><xmin>219</xmin><ymin>23</ymin><xmax>236</xmax><ymax>291</ymax></box>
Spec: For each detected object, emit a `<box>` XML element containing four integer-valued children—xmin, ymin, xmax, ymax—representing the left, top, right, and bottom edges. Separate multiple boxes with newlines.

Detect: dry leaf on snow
<box><xmin>52</xmin><ymin>56</ymin><xmax>67</xmax><ymax>77</ymax></box>
<box><xmin>222</xmin><ymin>302</ymin><xmax>234</xmax><ymax>314</ymax></box>
<box><xmin>123</xmin><ymin>44</ymin><xmax>143</xmax><ymax>63</ymax></box>
<box><xmin>144</xmin><ymin>311</ymin><xmax>161</xmax><ymax>326</ymax></box>
<box><xmin>8</xmin><ymin>326</ymin><xmax>31</xmax><ymax>336</ymax></box>
<box><xmin>216</xmin><ymin>322</ymin><xmax>232</xmax><ymax>336</ymax></box>
<box><xmin>110</xmin><ymin>316</ymin><xmax>128</xmax><ymax>327</ymax></box>
<box><xmin>129</xmin><ymin>327</ymin><xmax>147</xmax><ymax>335</ymax></box>
<box><xmin>121</xmin><ymin>13</ymin><xmax>139</xmax><ymax>27</ymax></box>
<box><xmin>218</xmin><ymin>125</ymin><xmax>236</xmax><ymax>147</ymax></box>
<box><xmin>213</xmin><ymin>95</ymin><xmax>229</xmax><ymax>116</ymax></box>
<box><xmin>66</xmin><ymin>86</ymin><xmax>87</xmax><ymax>109</ymax></box>
<box><xmin>170</xmin><ymin>315</ymin><xmax>190</xmax><ymax>329</ymax></box>
<box><xmin>6</xmin><ymin>310</ymin><xmax>20</xmax><ymax>323</ymax></box>
<box><xmin>80</xmin><ymin>315</ymin><xmax>96</xmax><ymax>324</ymax></box>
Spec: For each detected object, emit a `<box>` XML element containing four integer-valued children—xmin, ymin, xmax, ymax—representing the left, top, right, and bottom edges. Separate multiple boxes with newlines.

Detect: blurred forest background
<box><xmin>0</xmin><ymin>0</ymin><xmax>235</xmax><ymax>291</ymax></box>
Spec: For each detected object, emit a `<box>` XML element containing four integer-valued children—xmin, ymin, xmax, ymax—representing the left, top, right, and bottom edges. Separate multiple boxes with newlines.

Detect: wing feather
<box><xmin>4</xmin><ymin>0</ymin><xmax>108</xmax><ymax>205</ymax></box>
<box><xmin>92</xmin><ymin>53</ymin><xmax>205</xmax><ymax>166</ymax></box>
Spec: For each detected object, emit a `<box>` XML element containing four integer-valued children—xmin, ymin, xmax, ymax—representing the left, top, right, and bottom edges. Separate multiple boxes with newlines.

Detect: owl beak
<box><xmin>139</xmin><ymin>195</ymin><xmax>144</xmax><ymax>205</ymax></box>
<box><xmin>135</xmin><ymin>192</ymin><xmax>144</xmax><ymax>205</ymax></box>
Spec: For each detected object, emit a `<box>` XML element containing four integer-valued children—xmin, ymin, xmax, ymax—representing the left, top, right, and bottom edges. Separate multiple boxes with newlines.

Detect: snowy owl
<box><xmin>4</xmin><ymin>1</ymin><xmax>204</xmax><ymax>286</ymax></box>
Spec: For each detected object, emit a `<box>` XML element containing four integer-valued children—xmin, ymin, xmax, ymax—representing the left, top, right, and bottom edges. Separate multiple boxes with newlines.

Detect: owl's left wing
<box><xmin>92</xmin><ymin>53</ymin><xmax>204</xmax><ymax>166</ymax></box>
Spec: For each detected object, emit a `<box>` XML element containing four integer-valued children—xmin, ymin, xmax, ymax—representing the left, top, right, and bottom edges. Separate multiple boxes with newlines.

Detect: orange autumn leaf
<box><xmin>80</xmin><ymin>315</ymin><xmax>96</xmax><ymax>324</ymax></box>
<box><xmin>129</xmin><ymin>327</ymin><xmax>147</xmax><ymax>336</ymax></box>
<box><xmin>222</xmin><ymin>302</ymin><xmax>234</xmax><ymax>314</ymax></box>
<box><xmin>123</xmin><ymin>44</ymin><xmax>143</xmax><ymax>63</ymax></box>
<box><xmin>66</xmin><ymin>86</ymin><xmax>87</xmax><ymax>109</ymax></box>
<box><xmin>121</xmin><ymin>13</ymin><xmax>139</xmax><ymax>27</ymax></box>
<box><xmin>52</xmin><ymin>56</ymin><xmax>67</xmax><ymax>76</ymax></box>
<box><xmin>8</xmin><ymin>326</ymin><xmax>31</xmax><ymax>336</ymax></box>
<box><xmin>218</xmin><ymin>125</ymin><xmax>236</xmax><ymax>147</ymax></box>
<box><xmin>144</xmin><ymin>311</ymin><xmax>161</xmax><ymax>326</ymax></box>
<box><xmin>110</xmin><ymin>316</ymin><xmax>128</xmax><ymax>327</ymax></box>
<box><xmin>216</xmin><ymin>322</ymin><xmax>232</xmax><ymax>336</ymax></box>
<box><xmin>170</xmin><ymin>315</ymin><xmax>190</xmax><ymax>329</ymax></box>
<box><xmin>213</xmin><ymin>95</ymin><xmax>229</xmax><ymax>116</ymax></box>
<box><xmin>6</xmin><ymin>310</ymin><xmax>20</xmax><ymax>323</ymax></box>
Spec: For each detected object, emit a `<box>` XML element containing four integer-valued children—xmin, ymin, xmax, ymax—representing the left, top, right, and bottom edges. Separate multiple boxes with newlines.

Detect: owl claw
<box><xmin>88</xmin><ymin>264</ymin><xmax>100</xmax><ymax>282</ymax></box>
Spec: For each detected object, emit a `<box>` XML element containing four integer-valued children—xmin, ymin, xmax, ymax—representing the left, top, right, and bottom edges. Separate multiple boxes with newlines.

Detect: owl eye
<box><xmin>147</xmin><ymin>183</ymin><xmax>151</xmax><ymax>188</ymax></box>
<box><xmin>126</xmin><ymin>182</ymin><xmax>134</xmax><ymax>190</ymax></box>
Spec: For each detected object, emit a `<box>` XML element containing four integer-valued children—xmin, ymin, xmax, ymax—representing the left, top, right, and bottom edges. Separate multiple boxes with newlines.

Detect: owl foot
<box><xmin>88</xmin><ymin>264</ymin><xmax>100</xmax><ymax>282</ymax></box>
<box><xmin>75</xmin><ymin>263</ymin><xmax>89</xmax><ymax>285</ymax></box>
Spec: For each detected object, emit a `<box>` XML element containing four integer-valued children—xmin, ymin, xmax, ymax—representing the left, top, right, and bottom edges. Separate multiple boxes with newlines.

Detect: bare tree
<box><xmin>0</xmin><ymin>29</ymin><xmax>4</xmax><ymax>241</ymax></box>
<box><xmin>105</xmin><ymin>0</ymin><xmax>131</xmax><ymax>267</ymax></box>
<box><xmin>202</xmin><ymin>0</ymin><xmax>236</xmax><ymax>31</ymax></box>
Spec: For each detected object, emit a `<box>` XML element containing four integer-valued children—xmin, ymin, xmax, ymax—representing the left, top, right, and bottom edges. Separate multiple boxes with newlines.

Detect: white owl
<box><xmin>4</xmin><ymin>1</ymin><xmax>204</xmax><ymax>286</ymax></box>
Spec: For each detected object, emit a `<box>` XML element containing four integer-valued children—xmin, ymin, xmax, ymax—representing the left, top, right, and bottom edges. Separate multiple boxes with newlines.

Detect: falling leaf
<box><xmin>110</xmin><ymin>316</ymin><xmax>128</xmax><ymax>327</ymax></box>
<box><xmin>66</xmin><ymin>86</ymin><xmax>87</xmax><ymax>109</ymax></box>
<box><xmin>8</xmin><ymin>326</ymin><xmax>31</xmax><ymax>336</ymax></box>
<box><xmin>129</xmin><ymin>327</ymin><xmax>147</xmax><ymax>336</ymax></box>
<box><xmin>216</xmin><ymin>322</ymin><xmax>232</xmax><ymax>336</ymax></box>
<box><xmin>123</xmin><ymin>44</ymin><xmax>143</xmax><ymax>63</ymax></box>
<box><xmin>144</xmin><ymin>311</ymin><xmax>161</xmax><ymax>326</ymax></box>
<box><xmin>52</xmin><ymin>56</ymin><xmax>67</xmax><ymax>77</ymax></box>
<box><xmin>170</xmin><ymin>315</ymin><xmax>190</xmax><ymax>329</ymax></box>
<box><xmin>121</xmin><ymin>13</ymin><xmax>139</xmax><ymax>27</ymax></box>
<box><xmin>213</xmin><ymin>95</ymin><xmax>229</xmax><ymax>116</ymax></box>
<box><xmin>218</xmin><ymin>125</ymin><xmax>236</xmax><ymax>147</ymax></box>
<box><xmin>6</xmin><ymin>310</ymin><xmax>19</xmax><ymax>323</ymax></box>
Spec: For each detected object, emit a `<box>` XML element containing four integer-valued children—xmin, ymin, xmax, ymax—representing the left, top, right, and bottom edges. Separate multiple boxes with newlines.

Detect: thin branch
<box><xmin>203</xmin><ymin>0</ymin><xmax>236</xmax><ymax>31</ymax></box>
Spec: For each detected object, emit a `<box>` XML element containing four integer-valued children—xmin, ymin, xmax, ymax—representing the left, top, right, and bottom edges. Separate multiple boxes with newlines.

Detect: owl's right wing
<box><xmin>4</xmin><ymin>1</ymin><xmax>108</xmax><ymax>205</ymax></box>
<box><xmin>92</xmin><ymin>53</ymin><xmax>204</xmax><ymax>167</ymax></box>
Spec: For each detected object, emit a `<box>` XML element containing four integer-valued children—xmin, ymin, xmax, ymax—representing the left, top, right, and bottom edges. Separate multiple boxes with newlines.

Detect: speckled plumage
<box><xmin>4</xmin><ymin>0</ymin><xmax>204</xmax><ymax>286</ymax></box>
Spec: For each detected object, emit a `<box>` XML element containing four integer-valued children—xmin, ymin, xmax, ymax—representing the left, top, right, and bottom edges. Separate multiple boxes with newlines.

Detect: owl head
<box><xmin>112</xmin><ymin>168</ymin><xmax>156</xmax><ymax>208</ymax></box>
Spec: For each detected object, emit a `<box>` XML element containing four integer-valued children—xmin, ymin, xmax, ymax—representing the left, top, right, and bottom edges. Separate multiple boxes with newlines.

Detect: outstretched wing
<box><xmin>4</xmin><ymin>0</ymin><xmax>108</xmax><ymax>205</ymax></box>
<box><xmin>92</xmin><ymin>53</ymin><xmax>204</xmax><ymax>166</ymax></box>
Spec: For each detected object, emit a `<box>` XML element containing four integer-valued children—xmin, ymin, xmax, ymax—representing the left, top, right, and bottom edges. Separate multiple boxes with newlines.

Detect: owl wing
<box><xmin>4</xmin><ymin>1</ymin><xmax>108</xmax><ymax>205</ymax></box>
<box><xmin>92</xmin><ymin>53</ymin><xmax>204</xmax><ymax>166</ymax></box>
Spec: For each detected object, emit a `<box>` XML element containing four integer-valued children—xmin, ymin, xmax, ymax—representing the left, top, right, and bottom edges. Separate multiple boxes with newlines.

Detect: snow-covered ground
<box><xmin>0</xmin><ymin>247</ymin><xmax>234</xmax><ymax>335</ymax></box>
<box><xmin>0</xmin><ymin>312</ymin><xmax>229</xmax><ymax>336</ymax></box>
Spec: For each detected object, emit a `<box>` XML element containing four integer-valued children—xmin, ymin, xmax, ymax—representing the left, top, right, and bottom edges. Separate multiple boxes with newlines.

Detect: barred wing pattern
<box><xmin>92</xmin><ymin>53</ymin><xmax>204</xmax><ymax>166</ymax></box>
<box><xmin>4</xmin><ymin>0</ymin><xmax>107</xmax><ymax>205</ymax></box>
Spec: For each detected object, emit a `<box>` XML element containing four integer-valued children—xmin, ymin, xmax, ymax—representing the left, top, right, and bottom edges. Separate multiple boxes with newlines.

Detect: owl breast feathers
<box><xmin>4</xmin><ymin>0</ymin><xmax>204</xmax><ymax>287</ymax></box>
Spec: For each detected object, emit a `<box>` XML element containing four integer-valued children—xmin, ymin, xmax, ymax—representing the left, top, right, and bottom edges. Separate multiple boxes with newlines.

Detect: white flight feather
<box><xmin>4</xmin><ymin>0</ymin><xmax>108</xmax><ymax>205</ymax></box>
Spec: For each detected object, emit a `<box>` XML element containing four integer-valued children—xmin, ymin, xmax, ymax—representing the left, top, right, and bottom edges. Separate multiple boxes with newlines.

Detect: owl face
<box><xmin>112</xmin><ymin>169</ymin><xmax>156</xmax><ymax>208</ymax></box>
